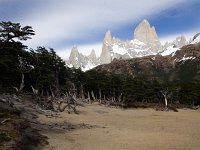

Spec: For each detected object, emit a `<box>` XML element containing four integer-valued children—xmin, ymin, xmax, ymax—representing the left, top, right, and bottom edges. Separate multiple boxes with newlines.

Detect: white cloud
<box><xmin>17</xmin><ymin>0</ymin><xmax>188</xmax><ymax>57</ymax></box>
<box><xmin>56</xmin><ymin>48</ymin><xmax>71</xmax><ymax>60</ymax></box>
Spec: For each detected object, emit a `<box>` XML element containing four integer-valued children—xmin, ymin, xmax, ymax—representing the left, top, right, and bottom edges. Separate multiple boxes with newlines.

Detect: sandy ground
<box><xmin>39</xmin><ymin>103</ymin><xmax>200</xmax><ymax>150</ymax></box>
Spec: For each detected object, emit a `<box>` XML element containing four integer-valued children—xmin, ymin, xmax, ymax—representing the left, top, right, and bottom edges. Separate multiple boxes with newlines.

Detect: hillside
<box><xmin>94</xmin><ymin>42</ymin><xmax>200</xmax><ymax>82</ymax></box>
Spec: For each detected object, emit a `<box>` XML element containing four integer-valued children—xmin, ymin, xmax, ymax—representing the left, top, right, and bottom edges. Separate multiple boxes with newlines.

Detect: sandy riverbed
<box><xmin>38</xmin><ymin>103</ymin><xmax>200</xmax><ymax>150</ymax></box>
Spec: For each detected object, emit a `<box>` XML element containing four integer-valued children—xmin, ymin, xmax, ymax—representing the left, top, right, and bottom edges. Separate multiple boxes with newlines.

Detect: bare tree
<box><xmin>80</xmin><ymin>84</ymin><xmax>85</xmax><ymax>99</ymax></box>
<box><xmin>31</xmin><ymin>85</ymin><xmax>38</xmax><ymax>96</ymax></box>
<box><xmin>99</xmin><ymin>88</ymin><xmax>102</xmax><ymax>104</ymax></box>
<box><xmin>87</xmin><ymin>91</ymin><xmax>91</xmax><ymax>104</ymax></box>
<box><xmin>160</xmin><ymin>89</ymin><xmax>172</xmax><ymax>110</ymax></box>
<box><xmin>13</xmin><ymin>56</ymin><xmax>25</xmax><ymax>92</ymax></box>
<box><xmin>118</xmin><ymin>93</ymin><xmax>123</xmax><ymax>102</ymax></box>
<box><xmin>91</xmin><ymin>91</ymin><xmax>96</xmax><ymax>101</ymax></box>
<box><xmin>13</xmin><ymin>56</ymin><xmax>34</xmax><ymax>93</ymax></box>
<box><xmin>57</xmin><ymin>93</ymin><xmax>78</xmax><ymax>114</ymax></box>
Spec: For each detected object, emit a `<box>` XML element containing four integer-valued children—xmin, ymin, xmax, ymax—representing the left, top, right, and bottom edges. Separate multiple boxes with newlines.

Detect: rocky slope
<box><xmin>94</xmin><ymin>37</ymin><xmax>200</xmax><ymax>82</ymax></box>
<box><xmin>0</xmin><ymin>94</ymin><xmax>48</xmax><ymax>150</ymax></box>
<box><xmin>66</xmin><ymin>19</ymin><xmax>190</xmax><ymax>71</ymax></box>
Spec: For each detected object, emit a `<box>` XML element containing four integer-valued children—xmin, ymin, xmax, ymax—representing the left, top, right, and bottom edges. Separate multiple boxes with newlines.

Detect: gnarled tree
<box><xmin>0</xmin><ymin>21</ymin><xmax>35</xmax><ymax>43</ymax></box>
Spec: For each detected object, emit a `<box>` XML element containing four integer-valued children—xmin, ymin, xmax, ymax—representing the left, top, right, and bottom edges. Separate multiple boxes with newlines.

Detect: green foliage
<box><xmin>28</xmin><ymin>47</ymin><xmax>72</xmax><ymax>95</ymax></box>
<box><xmin>0</xmin><ymin>21</ymin><xmax>35</xmax><ymax>43</ymax></box>
<box><xmin>0</xmin><ymin>21</ymin><xmax>72</xmax><ymax>95</ymax></box>
<box><xmin>0</xmin><ymin>21</ymin><xmax>35</xmax><ymax>89</ymax></box>
<box><xmin>0</xmin><ymin>42</ymin><xmax>30</xmax><ymax>88</ymax></box>
<box><xmin>178</xmin><ymin>60</ymin><xmax>198</xmax><ymax>82</ymax></box>
<box><xmin>83</xmin><ymin>70</ymin><xmax>200</xmax><ymax>106</ymax></box>
<box><xmin>178</xmin><ymin>82</ymin><xmax>200</xmax><ymax>105</ymax></box>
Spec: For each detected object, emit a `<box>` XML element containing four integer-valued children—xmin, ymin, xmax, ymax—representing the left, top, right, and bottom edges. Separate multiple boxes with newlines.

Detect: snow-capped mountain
<box><xmin>66</xmin><ymin>19</ymin><xmax>191</xmax><ymax>71</ymax></box>
<box><xmin>160</xmin><ymin>35</ymin><xmax>188</xmax><ymax>56</ymax></box>
<box><xmin>94</xmin><ymin>41</ymin><xmax>200</xmax><ymax>82</ymax></box>
<box><xmin>99</xmin><ymin>19</ymin><xmax>163</xmax><ymax>64</ymax></box>
<box><xmin>67</xmin><ymin>47</ymin><xmax>100</xmax><ymax>71</ymax></box>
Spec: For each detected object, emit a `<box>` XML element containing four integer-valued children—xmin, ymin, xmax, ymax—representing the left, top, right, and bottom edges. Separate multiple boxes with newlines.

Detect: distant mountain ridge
<box><xmin>66</xmin><ymin>19</ymin><xmax>195</xmax><ymax>71</ymax></box>
<box><xmin>67</xmin><ymin>47</ymin><xmax>99</xmax><ymax>71</ymax></box>
<box><xmin>94</xmin><ymin>38</ymin><xmax>200</xmax><ymax>82</ymax></box>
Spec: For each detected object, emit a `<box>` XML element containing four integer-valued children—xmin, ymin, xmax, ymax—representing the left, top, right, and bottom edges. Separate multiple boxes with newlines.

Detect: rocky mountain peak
<box><xmin>174</xmin><ymin>35</ymin><xmax>188</xmax><ymax>47</ymax></box>
<box><xmin>100</xmin><ymin>42</ymin><xmax>112</xmax><ymax>64</ymax></box>
<box><xmin>66</xmin><ymin>19</ymin><xmax>199</xmax><ymax>72</ymax></box>
<box><xmin>68</xmin><ymin>46</ymin><xmax>80</xmax><ymax>69</ymax></box>
<box><xmin>104</xmin><ymin>30</ymin><xmax>113</xmax><ymax>44</ymax></box>
<box><xmin>67</xmin><ymin>47</ymin><xmax>100</xmax><ymax>71</ymax></box>
<box><xmin>140</xmin><ymin>19</ymin><xmax>151</xmax><ymax>29</ymax></box>
<box><xmin>134</xmin><ymin>19</ymin><xmax>158</xmax><ymax>43</ymax></box>
<box><xmin>88</xmin><ymin>49</ymin><xmax>99</xmax><ymax>65</ymax></box>
<box><xmin>69</xmin><ymin>46</ymin><xmax>79</xmax><ymax>60</ymax></box>
<box><xmin>94</xmin><ymin>43</ymin><xmax>200</xmax><ymax>82</ymax></box>
<box><xmin>134</xmin><ymin>19</ymin><xmax>162</xmax><ymax>53</ymax></box>
<box><xmin>89</xmin><ymin>49</ymin><xmax>97</xmax><ymax>58</ymax></box>
<box><xmin>100</xmin><ymin>31</ymin><xmax>113</xmax><ymax>64</ymax></box>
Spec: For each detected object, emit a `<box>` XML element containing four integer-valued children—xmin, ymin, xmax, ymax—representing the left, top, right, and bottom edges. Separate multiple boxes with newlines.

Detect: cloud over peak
<box><xmin>2</xmin><ymin>0</ymin><xmax>199</xmax><ymax>59</ymax></box>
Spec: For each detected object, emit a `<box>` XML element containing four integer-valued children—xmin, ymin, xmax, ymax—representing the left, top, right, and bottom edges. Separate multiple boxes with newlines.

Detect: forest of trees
<box><xmin>83</xmin><ymin>70</ymin><xmax>200</xmax><ymax>106</ymax></box>
<box><xmin>1</xmin><ymin>21</ymin><xmax>200</xmax><ymax>108</ymax></box>
<box><xmin>0</xmin><ymin>21</ymin><xmax>74</xmax><ymax>94</ymax></box>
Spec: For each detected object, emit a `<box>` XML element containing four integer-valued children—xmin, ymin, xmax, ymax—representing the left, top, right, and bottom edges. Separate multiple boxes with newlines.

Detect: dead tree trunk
<box><xmin>160</xmin><ymin>90</ymin><xmax>170</xmax><ymax>110</ymax></box>
<box><xmin>31</xmin><ymin>85</ymin><xmax>38</xmax><ymax>96</ymax></box>
<box><xmin>57</xmin><ymin>101</ymin><xmax>68</xmax><ymax>112</ymax></box>
<box><xmin>49</xmin><ymin>86</ymin><xmax>55</xmax><ymax>98</ymax></box>
<box><xmin>66</xmin><ymin>92</ymin><xmax>69</xmax><ymax>97</ymax></box>
<box><xmin>81</xmin><ymin>84</ymin><xmax>85</xmax><ymax>99</ymax></box>
<box><xmin>99</xmin><ymin>88</ymin><xmax>102</xmax><ymax>104</ymax></box>
<box><xmin>57</xmin><ymin>94</ymin><xmax>78</xmax><ymax>114</ymax></box>
<box><xmin>13</xmin><ymin>56</ymin><xmax>29</xmax><ymax>93</ymax></box>
<box><xmin>87</xmin><ymin>91</ymin><xmax>91</xmax><ymax>104</ymax></box>
<box><xmin>111</xmin><ymin>97</ymin><xmax>114</xmax><ymax>103</ymax></box>
<box><xmin>118</xmin><ymin>93</ymin><xmax>122</xmax><ymax>102</ymax></box>
<box><xmin>91</xmin><ymin>91</ymin><xmax>96</xmax><ymax>101</ymax></box>
<box><xmin>13</xmin><ymin>73</ymin><xmax>24</xmax><ymax>92</ymax></box>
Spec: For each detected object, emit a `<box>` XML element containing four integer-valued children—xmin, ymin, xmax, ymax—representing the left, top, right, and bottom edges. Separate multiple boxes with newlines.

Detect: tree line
<box><xmin>83</xmin><ymin>70</ymin><xmax>200</xmax><ymax>106</ymax></box>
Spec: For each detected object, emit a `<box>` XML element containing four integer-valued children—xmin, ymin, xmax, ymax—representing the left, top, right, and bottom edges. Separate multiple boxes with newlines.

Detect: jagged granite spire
<box><xmin>66</xmin><ymin>19</ymin><xmax>193</xmax><ymax>71</ymax></box>
<box><xmin>67</xmin><ymin>47</ymin><xmax>100</xmax><ymax>71</ymax></box>
<box><xmin>68</xmin><ymin>46</ymin><xmax>79</xmax><ymax>69</ymax></box>
<box><xmin>104</xmin><ymin>30</ymin><xmax>113</xmax><ymax>44</ymax></box>
<box><xmin>100</xmin><ymin>30</ymin><xmax>112</xmax><ymax>64</ymax></box>
<box><xmin>88</xmin><ymin>49</ymin><xmax>98</xmax><ymax>64</ymax></box>
<box><xmin>134</xmin><ymin>19</ymin><xmax>162</xmax><ymax>53</ymax></box>
<box><xmin>134</xmin><ymin>19</ymin><xmax>158</xmax><ymax>43</ymax></box>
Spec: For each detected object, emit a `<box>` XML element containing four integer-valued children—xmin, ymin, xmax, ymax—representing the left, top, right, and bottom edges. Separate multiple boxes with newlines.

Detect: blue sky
<box><xmin>0</xmin><ymin>0</ymin><xmax>200</xmax><ymax>58</ymax></box>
